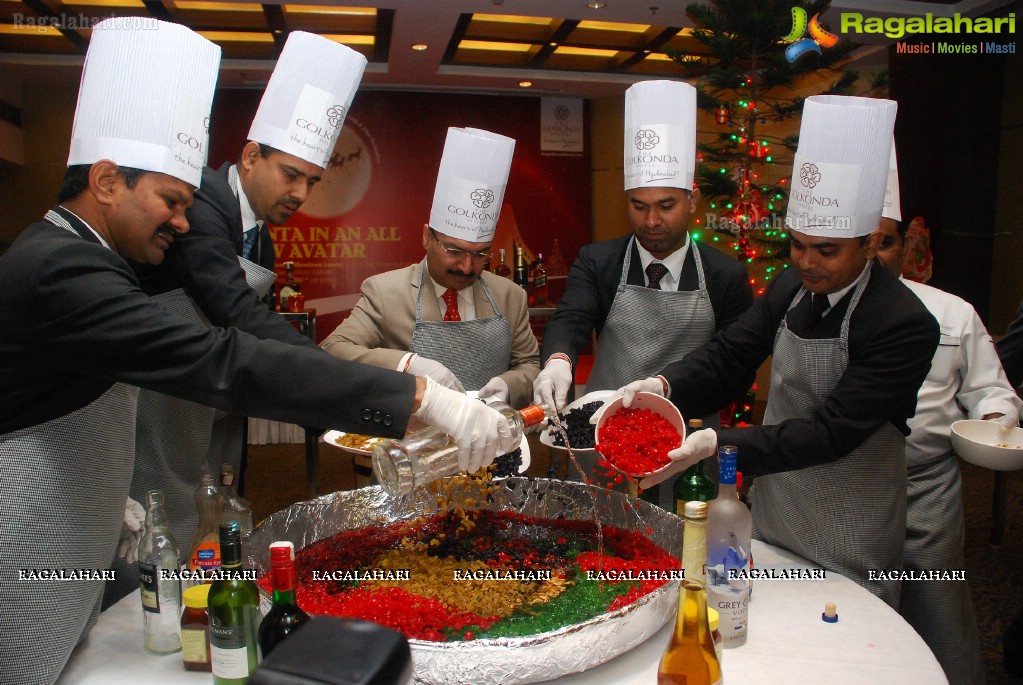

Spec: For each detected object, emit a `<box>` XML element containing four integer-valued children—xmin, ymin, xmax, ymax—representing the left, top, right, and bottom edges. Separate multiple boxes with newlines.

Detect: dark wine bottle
<box><xmin>258</xmin><ymin>541</ymin><xmax>310</xmax><ymax>656</ymax></box>
<box><xmin>513</xmin><ymin>247</ymin><xmax>529</xmax><ymax>291</ymax></box>
<box><xmin>208</xmin><ymin>521</ymin><xmax>260</xmax><ymax>685</ymax></box>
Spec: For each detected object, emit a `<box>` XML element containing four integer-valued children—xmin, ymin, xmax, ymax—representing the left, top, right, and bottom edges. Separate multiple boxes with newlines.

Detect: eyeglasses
<box><xmin>429</xmin><ymin>228</ymin><xmax>492</xmax><ymax>262</ymax></box>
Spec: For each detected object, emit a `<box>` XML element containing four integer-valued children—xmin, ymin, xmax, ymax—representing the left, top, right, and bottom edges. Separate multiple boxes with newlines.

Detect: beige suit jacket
<box><xmin>321</xmin><ymin>262</ymin><xmax>540</xmax><ymax>408</ymax></box>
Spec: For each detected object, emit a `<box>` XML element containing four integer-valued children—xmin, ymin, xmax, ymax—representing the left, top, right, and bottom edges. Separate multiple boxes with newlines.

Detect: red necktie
<box><xmin>443</xmin><ymin>289</ymin><xmax>461</xmax><ymax>322</ymax></box>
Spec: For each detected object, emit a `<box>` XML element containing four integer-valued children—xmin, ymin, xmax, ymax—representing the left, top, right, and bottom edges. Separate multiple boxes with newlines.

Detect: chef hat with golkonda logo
<box><xmin>785</xmin><ymin>96</ymin><xmax>898</xmax><ymax>238</ymax></box>
<box><xmin>247</xmin><ymin>31</ymin><xmax>367</xmax><ymax>169</ymax></box>
<box><xmin>881</xmin><ymin>138</ymin><xmax>901</xmax><ymax>222</ymax></box>
<box><xmin>67</xmin><ymin>18</ymin><xmax>220</xmax><ymax>188</ymax></box>
<box><xmin>428</xmin><ymin>127</ymin><xmax>516</xmax><ymax>242</ymax></box>
<box><xmin>623</xmin><ymin>80</ymin><xmax>697</xmax><ymax>191</ymax></box>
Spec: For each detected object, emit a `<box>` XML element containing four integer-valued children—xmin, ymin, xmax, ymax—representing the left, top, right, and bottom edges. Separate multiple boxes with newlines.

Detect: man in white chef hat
<box><xmin>620</xmin><ymin>96</ymin><xmax>940</xmax><ymax>608</ymax></box>
<box><xmin>875</xmin><ymin>141</ymin><xmax>1018</xmax><ymax>683</ymax></box>
<box><xmin>322</xmin><ymin>127</ymin><xmax>540</xmax><ymax>409</ymax></box>
<box><xmin>533</xmin><ymin>79</ymin><xmax>753</xmax><ymax>506</ymax></box>
<box><xmin>116</xmin><ymin>32</ymin><xmax>370</xmax><ymax>607</ymax></box>
<box><xmin>0</xmin><ymin>22</ymin><xmax>514</xmax><ymax>685</ymax></box>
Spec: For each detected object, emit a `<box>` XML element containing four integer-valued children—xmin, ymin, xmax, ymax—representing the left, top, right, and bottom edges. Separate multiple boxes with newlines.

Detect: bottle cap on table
<box><xmin>822</xmin><ymin>601</ymin><xmax>838</xmax><ymax>623</ymax></box>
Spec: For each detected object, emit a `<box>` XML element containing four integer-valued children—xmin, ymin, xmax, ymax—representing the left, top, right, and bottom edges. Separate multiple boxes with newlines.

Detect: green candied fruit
<box><xmin>477</xmin><ymin>570</ymin><xmax>632</xmax><ymax>639</ymax></box>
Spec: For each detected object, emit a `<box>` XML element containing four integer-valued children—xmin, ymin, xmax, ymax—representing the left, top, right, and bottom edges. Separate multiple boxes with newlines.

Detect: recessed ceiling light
<box><xmin>411</xmin><ymin>43</ymin><xmax>429</xmax><ymax>51</ymax></box>
<box><xmin>587</xmin><ymin>1</ymin><xmax>607</xmax><ymax>8</ymax></box>
<box><xmin>519</xmin><ymin>81</ymin><xmax>533</xmax><ymax>87</ymax></box>
<box><xmin>549</xmin><ymin>41</ymin><xmax>558</xmax><ymax>46</ymax></box>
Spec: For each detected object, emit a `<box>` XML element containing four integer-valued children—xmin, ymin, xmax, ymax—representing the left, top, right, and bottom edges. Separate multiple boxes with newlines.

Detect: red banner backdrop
<box><xmin>208</xmin><ymin>90</ymin><xmax>592</xmax><ymax>340</ymax></box>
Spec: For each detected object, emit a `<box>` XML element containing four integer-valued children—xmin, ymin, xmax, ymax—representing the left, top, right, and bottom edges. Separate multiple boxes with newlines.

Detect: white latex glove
<box><xmin>639</xmin><ymin>428</ymin><xmax>718</xmax><ymax>489</ymax></box>
<box><xmin>986</xmin><ymin>412</ymin><xmax>1019</xmax><ymax>430</ymax></box>
<box><xmin>117</xmin><ymin>497</ymin><xmax>146</xmax><ymax>564</ymax></box>
<box><xmin>406</xmin><ymin>354</ymin><xmax>465</xmax><ymax>393</ymax></box>
<box><xmin>478</xmin><ymin>376</ymin><xmax>510</xmax><ymax>405</ymax></box>
<box><xmin>415</xmin><ymin>377</ymin><xmax>517</xmax><ymax>473</ymax></box>
<box><xmin>619</xmin><ymin>377</ymin><xmax>666</xmax><ymax>407</ymax></box>
<box><xmin>533</xmin><ymin>357</ymin><xmax>573</xmax><ymax>411</ymax></box>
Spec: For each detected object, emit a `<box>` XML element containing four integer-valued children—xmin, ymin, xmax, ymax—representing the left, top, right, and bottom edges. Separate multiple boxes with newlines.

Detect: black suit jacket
<box><xmin>661</xmin><ymin>263</ymin><xmax>940</xmax><ymax>477</ymax></box>
<box><xmin>540</xmin><ymin>234</ymin><xmax>754</xmax><ymax>367</ymax></box>
<box><xmin>136</xmin><ymin>164</ymin><xmax>313</xmax><ymax>349</ymax></box>
<box><xmin>0</xmin><ymin>212</ymin><xmax>416</xmax><ymax>436</ymax></box>
<box><xmin>997</xmin><ymin>299</ymin><xmax>1023</xmax><ymax>388</ymax></box>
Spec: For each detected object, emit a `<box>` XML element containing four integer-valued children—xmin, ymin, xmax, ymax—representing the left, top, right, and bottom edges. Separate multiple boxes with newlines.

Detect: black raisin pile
<box><xmin>492</xmin><ymin>448</ymin><xmax>523</xmax><ymax>477</ymax></box>
<box><xmin>551</xmin><ymin>400</ymin><xmax>604</xmax><ymax>449</ymax></box>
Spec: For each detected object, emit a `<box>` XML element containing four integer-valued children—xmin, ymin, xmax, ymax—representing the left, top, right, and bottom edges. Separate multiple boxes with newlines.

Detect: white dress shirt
<box><xmin>427</xmin><ymin>272</ymin><xmax>477</xmax><ymax>321</ymax></box>
<box><xmin>902</xmin><ymin>277</ymin><xmax>1022</xmax><ymax>467</ymax></box>
<box><xmin>635</xmin><ymin>234</ymin><xmax>690</xmax><ymax>291</ymax></box>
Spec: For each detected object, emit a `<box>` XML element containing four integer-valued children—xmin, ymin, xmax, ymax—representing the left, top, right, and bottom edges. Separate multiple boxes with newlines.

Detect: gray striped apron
<box><xmin>902</xmin><ymin>455</ymin><xmax>984</xmax><ymax>684</ymax></box>
<box><xmin>111</xmin><ymin>254</ymin><xmax>277</xmax><ymax>602</ymax></box>
<box><xmin>583</xmin><ymin>237</ymin><xmax>718</xmax><ymax>509</ymax></box>
<box><xmin>409</xmin><ymin>263</ymin><xmax>513</xmax><ymax>392</ymax></box>
<box><xmin>752</xmin><ymin>265</ymin><xmax>906</xmax><ymax>608</ymax></box>
<box><xmin>0</xmin><ymin>211</ymin><xmax>141</xmax><ymax>684</ymax></box>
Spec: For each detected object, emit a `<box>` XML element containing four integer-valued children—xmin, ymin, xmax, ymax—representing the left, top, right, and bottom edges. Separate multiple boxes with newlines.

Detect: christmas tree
<box><xmin>670</xmin><ymin>0</ymin><xmax>886</xmax><ymax>294</ymax></box>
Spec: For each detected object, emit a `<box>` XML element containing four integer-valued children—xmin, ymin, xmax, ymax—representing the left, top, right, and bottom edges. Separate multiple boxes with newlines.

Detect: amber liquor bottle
<box><xmin>493</xmin><ymin>248</ymin><xmax>512</xmax><ymax>278</ymax></box>
<box><xmin>513</xmin><ymin>247</ymin><xmax>529</xmax><ymax>291</ymax></box>
<box><xmin>658</xmin><ymin>501</ymin><xmax>722</xmax><ymax>685</ymax></box>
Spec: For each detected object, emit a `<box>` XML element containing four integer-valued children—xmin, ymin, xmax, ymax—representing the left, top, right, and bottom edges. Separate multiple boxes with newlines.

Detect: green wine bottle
<box><xmin>673</xmin><ymin>419</ymin><xmax>717</xmax><ymax>516</ymax></box>
<box><xmin>258</xmin><ymin>540</ymin><xmax>310</xmax><ymax>656</ymax></box>
<box><xmin>209</xmin><ymin>521</ymin><xmax>260</xmax><ymax>684</ymax></box>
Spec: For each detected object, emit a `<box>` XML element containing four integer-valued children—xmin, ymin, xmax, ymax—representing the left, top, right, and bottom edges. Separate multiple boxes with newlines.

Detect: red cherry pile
<box><xmin>595</xmin><ymin>407</ymin><xmax>681</xmax><ymax>476</ymax></box>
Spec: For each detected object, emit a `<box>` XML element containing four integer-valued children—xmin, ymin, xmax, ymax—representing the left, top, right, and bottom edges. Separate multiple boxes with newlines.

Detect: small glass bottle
<box><xmin>532</xmin><ymin>253</ymin><xmax>548</xmax><ymax>305</ymax></box>
<box><xmin>209</xmin><ymin>521</ymin><xmax>260</xmax><ymax>685</ymax></box>
<box><xmin>137</xmin><ymin>489</ymin><xmax>182</xmax><ymax>655</ymax></box>
<box><xmin>219</xmin><ymin>463</ymin><xmax>253</xmax><ymax>538</ymax></box>
<box><xmin>493</xmin><ymin>248</ymin><xmax>512</xmax><ymax>278</ymax></box>
<box><xmin>658</xmin><ymin>501</ymin><xmax>721</xmax><ymax>685</ymax></box>
<box><xmin>372</xmin><ymin>402</ymin><xmax>552</xmax><ymax>496</ymax></box>
<box><xmin>188</xmin><ymin>472</ymin><xmax>223</xmax><ymax>585</ymax></box>
<box><xmin>278</xmin><ymin>261</ymin><xmax>300</xmax><ymax>312</ymax></box>
<box><xmin>181</xmin><ymin>583</ymin><xmax>213</xmax><ymax>671</ymax></box>
<box><xmin>258</xmin><ymin>541</ymin><xmax>310</xmax><ymax>656</ymax></box>
<box><xmin>707</xmin><ymin>607</ymin><xmax>723</xmax><ymax>664</ymax></box>
<box><xmin>673</xmin><ymin>419</ymin><xmax>717</xmax><ymax>516</ymax></box>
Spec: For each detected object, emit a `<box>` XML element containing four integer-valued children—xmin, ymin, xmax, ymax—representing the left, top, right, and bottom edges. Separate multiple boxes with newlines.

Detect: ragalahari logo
<box><xmin>783</xmin><ymin>6</ymin><xmax>840</xmax><ymax>62</ymax></box>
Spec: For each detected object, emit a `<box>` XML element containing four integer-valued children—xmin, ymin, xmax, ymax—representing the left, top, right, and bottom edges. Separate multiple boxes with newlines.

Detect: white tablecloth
<box><xmin>247</xmin><ymin>417</ymin><xmax>305</xmax><ymax>444</ymax></box>
<box><xmin>58</xmin><ymin>541</ymin><xmax>946</xmax><ymax>685</ymax></box>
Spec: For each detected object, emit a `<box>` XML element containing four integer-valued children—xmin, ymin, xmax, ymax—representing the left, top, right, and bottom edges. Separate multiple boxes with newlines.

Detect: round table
<box><xmin>57</xmin><ymin>540</ymin><xmax>946</xmax><ymax>685</ymax></box>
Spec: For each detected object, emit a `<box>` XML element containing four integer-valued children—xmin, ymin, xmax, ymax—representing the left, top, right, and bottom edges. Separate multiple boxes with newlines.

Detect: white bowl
<box><xmin>951</xmin><ymin>419</ymin><xmax>1023</xmax><ymax>471</ymax></box>
<box><xmin>593</xmin><ymin>392</ymin><xmax>686</xmax><ymax>477</ymax></box>
<box><xmin>538</xmin><ymin>390</ymin><xmax>620</xmax><ymax>454</ymax></box>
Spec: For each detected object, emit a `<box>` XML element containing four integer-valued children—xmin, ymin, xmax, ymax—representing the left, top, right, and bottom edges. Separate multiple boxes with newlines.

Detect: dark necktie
<box><xmin>242</xmin><ymin>227</ymin><xmax>258</xmax><ymax>260</ymax></box>
<box><xmin>443</xmin><ymin>289</ymin><xmax>461</xmax><ymax>322</ymax></box>
<box><xmin>805</xmin><ymin>293</ymin><xmax>830</xmax><ymax>336</ymax></box>
<box><xmin>646</xmin><ymin>262</ymin><xmax>669</xmax><ymax>290</ymax></box>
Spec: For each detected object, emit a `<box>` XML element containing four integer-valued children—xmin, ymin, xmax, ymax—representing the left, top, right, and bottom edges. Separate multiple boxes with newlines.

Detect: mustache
<box><xmin>446</xmin><ymin>267</ymin><xmax>476</xmax><ymax>278</ymax></box>
<box><xmin>156</xmin><ymin>223</ymin><xmax>183</xmax><ymax>238</ymax></box>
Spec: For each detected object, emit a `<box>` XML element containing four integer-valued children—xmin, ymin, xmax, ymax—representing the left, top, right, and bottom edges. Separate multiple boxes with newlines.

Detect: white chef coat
<box><xmin>902</xmin><ymin>277</ymin><xmax>1022</xmax><ymax>467</ymax></box>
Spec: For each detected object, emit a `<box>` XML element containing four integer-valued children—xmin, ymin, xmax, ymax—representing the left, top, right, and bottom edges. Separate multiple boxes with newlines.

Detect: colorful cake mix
<box><xmin>259</xmin><ymin>509</ymin><xmax>680</xmax><ymax>642</ymax></box>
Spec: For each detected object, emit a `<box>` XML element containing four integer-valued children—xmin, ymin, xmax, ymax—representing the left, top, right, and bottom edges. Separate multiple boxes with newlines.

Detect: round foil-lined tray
<box><xmin>246</xmin><ymin>477</ymin><xmax>683</xmax><ymax>685</ymax></box>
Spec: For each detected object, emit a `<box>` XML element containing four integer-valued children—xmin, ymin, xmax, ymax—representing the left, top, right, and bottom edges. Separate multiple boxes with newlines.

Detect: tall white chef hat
<box><xmin>785</xmin><ymin>95</ymin><xmax>898</xmax><ymax>238</ymax></box>
<box><xmin>428</xmin><ymin>127</ymin><xmax>516</xmax><ymax>242</ymax></box>
<box><xmin>67</xmin><ymin>18</ymin><xmax>220</xmax><ymax>188</ymax></box>
<box><xmin>881</xmin><ymin>138</ymin><xmax>901</xmax><ymax>222</ymax></box>
<box><xmin>247</xmin><ymin>32</ymin><xmax>367</xmax><ymax>169</ymax></box>
<box><xmin>623</xmin><ymin>80</ymin><xmax>697</xmax><ymax>191</ymax></box>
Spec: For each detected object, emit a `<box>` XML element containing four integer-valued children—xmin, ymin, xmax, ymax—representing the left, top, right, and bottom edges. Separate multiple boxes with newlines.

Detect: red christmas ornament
<box><xmin>715</xmin><ymin>102</ymin><xmax>730</xmax><ymax>125</ymax></box>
